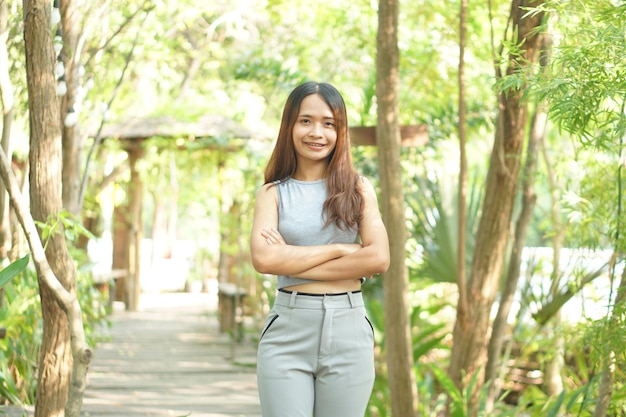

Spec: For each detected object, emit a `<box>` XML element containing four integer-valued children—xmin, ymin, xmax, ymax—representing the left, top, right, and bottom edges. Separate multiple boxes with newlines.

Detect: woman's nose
<box><xmin>310</xmin><ymin>123</ymin><xmax>323</xmax><ymax>136</ymax></box>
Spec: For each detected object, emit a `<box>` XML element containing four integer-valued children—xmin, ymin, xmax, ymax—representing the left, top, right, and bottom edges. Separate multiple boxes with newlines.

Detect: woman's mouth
<box><xmin>305</xmin><ymin>142</ymin><xmax>325</xmax><ymax>148</ymax></box>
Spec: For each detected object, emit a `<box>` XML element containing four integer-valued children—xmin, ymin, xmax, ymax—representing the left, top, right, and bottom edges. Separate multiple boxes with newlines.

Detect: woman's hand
<box><xmin>261</xmin><ymin>228</ymin><xmax>361</xmax><ymax>257</ymax></box>
<box><xmin>261</xmin><ymin>228</ymin><xmax>286</xmax><ymax>245</ymax></box>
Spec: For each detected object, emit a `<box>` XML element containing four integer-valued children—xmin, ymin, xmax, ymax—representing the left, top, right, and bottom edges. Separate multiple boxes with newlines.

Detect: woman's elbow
<box><xmin>373</xmin><ymin>251</ymin><xmax>390</xmax><ymax>274</ymax></box>
<box><xmin>251</xmin><ymin>252</ymin><xmax>272</xmax><ymax>275</ymax></box>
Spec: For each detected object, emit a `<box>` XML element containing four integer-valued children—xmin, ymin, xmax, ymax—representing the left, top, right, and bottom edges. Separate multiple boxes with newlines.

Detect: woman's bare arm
<box><xmin>292</xmin><ymin>177</ymin><xmax>390</xmax><ymax>280</ymax></box>
<box><xmin>249</xmin><ymin>183</ymin><xmax>361</xmax><ymax>277</ymax></box>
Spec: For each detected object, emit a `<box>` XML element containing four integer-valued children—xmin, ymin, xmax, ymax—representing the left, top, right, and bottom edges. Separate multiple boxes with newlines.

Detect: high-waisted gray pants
<box><xmin>256</xmin><ymin>290</ymin><xmax>375</xmax><ymax>417</ymax></box>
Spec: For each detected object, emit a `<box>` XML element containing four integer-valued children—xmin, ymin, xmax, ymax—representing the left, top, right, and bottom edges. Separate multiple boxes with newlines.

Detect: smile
<box><xmin>304</xmin><ymin>142</ymin><xmax>325</xmax><ymax>148</ymax></box>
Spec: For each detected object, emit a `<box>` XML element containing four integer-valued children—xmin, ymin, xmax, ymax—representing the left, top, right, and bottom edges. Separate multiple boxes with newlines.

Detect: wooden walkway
<box><xmin>81</xmin><ymin>291</ymin><xmax>261</xmax><ymax>417</ymax></box>
<box><xmin>0</xmin><ymin>291</ymin><xmax>261</xmax><ymax>417</ymax></box>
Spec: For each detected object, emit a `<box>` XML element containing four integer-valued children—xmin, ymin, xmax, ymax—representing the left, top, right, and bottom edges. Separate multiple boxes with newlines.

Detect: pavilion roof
<box><xmin>95</xmin><ymin>115</ymin><xmax>254</xmax><ymax>141</ymax></box>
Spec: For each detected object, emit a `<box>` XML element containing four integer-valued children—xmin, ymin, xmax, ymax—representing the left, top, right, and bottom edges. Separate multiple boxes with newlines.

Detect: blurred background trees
<box><xmin>0</xmin><ymin>0</ymin><xmax>624</xmax><ymax>416</ymax></box>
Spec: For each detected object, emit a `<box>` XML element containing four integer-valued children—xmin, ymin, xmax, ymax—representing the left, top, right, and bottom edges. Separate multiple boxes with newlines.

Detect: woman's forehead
<box><xmin>298</xmin><ymin>94</ymin><xmax>333</xmax><ymax>118</ymax></box>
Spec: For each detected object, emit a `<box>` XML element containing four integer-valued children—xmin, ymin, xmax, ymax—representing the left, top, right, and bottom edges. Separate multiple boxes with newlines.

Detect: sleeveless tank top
<box><xmin>274</xmin><ymin>177</ymin><xmax>359</xmax><ymax>289</ymax></box>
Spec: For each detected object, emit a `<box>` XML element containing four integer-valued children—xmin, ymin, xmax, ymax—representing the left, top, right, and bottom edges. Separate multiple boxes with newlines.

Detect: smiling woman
<box><xmin>249</xmin><ymin>81</ymin><xmax>390</xmax><ymax>417</ymax></box>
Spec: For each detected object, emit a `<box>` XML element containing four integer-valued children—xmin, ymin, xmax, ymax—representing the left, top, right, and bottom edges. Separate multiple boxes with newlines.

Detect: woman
<box><xmin>250</xmin><ymin>81</ymin><xmax>390</xmax><ymax>417</ymax></box>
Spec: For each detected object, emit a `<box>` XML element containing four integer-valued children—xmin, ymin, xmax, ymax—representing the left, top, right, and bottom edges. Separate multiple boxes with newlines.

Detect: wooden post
<box><xmin>112</xmin><ymin>204</ymin><xmax>130</xmax><ymax>305</ymax></box>
<box><xmin>127</xmin><ymin>140</ymin><xmax>144</xmax><ymax>311</ymax></box>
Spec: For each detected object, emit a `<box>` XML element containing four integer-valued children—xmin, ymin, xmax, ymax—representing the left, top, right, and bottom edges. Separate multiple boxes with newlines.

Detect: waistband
<box><xmin>274</xmin><ymin>289</ymin><xmax>364</xmax><ymax>309</ymax></box>
<box><xmin>278</xmin><ymin>288</ymin><xmax>362</xmax><ymax>297</ymax></box>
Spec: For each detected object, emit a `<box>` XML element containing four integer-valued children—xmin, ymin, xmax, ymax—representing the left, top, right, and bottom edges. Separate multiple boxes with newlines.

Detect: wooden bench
<box><xmin>93</xmin><ymin>269</ymin><xmax>128</xmax><ymax>309</ymax></box>
<box><xmin>217</xmin><ymin>282</ymin><xmax>248</xmax><ymax>342</ymax></box>
<box><xmin>501</xmin><ymin>360</ymin><xmax>543</xmax><ymax>404</ymax></box>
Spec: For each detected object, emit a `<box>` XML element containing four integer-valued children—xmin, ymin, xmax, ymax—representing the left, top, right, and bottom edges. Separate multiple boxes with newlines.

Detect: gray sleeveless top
<box><xmin>274</xmin><ymin>177</ymin><xmax>359</xmax><ymax>289</ymax></box>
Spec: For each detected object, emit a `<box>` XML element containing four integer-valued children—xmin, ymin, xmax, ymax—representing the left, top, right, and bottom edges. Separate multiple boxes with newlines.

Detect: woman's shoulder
<box><xmin>356</xmin><ymin>175</ymin><xmax>375</xmax><ymax>192</ymax></box>
<box><xmin>357</xmin><ymin>174</ymin><xmax>372</xmax><ymax>184</ymax></box>
<box><xmin>256</xmin><ymin>182</ymin><xmax>279</xmax><ymax>200</ymax></box>
<box><xmin>355</xmin><ymin>176</ymin><xmax>380</xmax><ymax>208</ymax></box>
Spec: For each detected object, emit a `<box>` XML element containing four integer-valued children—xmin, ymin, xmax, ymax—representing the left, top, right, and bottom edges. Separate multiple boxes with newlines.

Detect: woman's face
<box><xmin>291</xmin><ymin>94</ymin><xmax>337</xmax><ymax>164</ymax></box>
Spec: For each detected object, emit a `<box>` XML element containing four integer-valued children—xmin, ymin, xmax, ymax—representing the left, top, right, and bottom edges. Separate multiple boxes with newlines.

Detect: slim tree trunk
<box><xmin>59</xmin><ymin>0</ymin><xmax>83</xmax><ymax>216</ymax></box>
<box><xmin>24</xmin><ymin>0</ymin><xmax>89</xmax><ymax>417</ymax></box>
<box><xmin>23</xmin><ymin>0</ymin><xmax>72</xmax><ymax>414</ymax></box>
<box><xmin>539</xmin><ymin>87</ymin><xmax>567</xmax><ymax>394</ymax></box>
<box><xmin>594</xmin><ymin>260</ymin><xmax>625</xmax><ymax>417</ymax></box>
<box><xmin>447</xmin><ymin>1</ymin><xmax>546</xmax><ymax>412</ymax></box>
<box><xmin>0</xmin><ymin>145</ymin><xmax>92</xmax><ymax>417</ymax></box>
<box><xmin>377</xmin><ymin>0</ymin><xmax>417</xmax><ymax>416</ymax></box>
<box><xmin>0</xmin><ymin>0</ymin><xmax>14</xmax><ymax>260</ymax></box>
<box><xmin>485</xmin><ymin>104</ymin><xmax>545</xmax><ymax>409</ymax></box>
<box><xmin>457</xmin><ymin>0</ymin><xmax>469</xmax><ymax>337</ymax></box>
<box><xmin>485</xmin><ymin>32</ymin><xmax>551</xmax><ymax>403</ymax></box>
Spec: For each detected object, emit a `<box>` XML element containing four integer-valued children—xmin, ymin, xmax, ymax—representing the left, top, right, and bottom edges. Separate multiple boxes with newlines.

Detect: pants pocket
<box><xmin>260</xmin><ymin>313</ymin><xmax>280</xmax><ymax>341</ymax></box>
<box><xmin>364</xmin><ymin>316</ymin><xmax>374</xmax><ymax>337</ymax></box>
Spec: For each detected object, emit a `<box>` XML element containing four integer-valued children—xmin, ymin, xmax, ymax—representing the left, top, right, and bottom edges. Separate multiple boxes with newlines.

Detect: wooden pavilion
<box><xmin>95</xmin><ymin>115</ymin><xmax>255</xmax><ymax>311</ymax></box>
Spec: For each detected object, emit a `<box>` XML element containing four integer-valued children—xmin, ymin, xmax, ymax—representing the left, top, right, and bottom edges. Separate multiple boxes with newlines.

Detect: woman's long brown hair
<box><xmin>264</xmin><ymin>82</ymin><xmax>363</xmax><ymax>230</ymax></box>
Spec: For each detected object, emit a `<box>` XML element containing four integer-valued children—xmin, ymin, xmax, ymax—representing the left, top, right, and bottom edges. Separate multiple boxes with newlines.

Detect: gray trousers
<box><xmin>256</xmin><ymin>290</ymin><xmax>375</xmax><ymax>417</ymax></box>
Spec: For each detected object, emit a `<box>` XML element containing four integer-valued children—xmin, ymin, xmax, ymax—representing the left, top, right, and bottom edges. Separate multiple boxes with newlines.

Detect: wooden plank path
<box><xmin>0</xmin><ymin>291</ymin><xmax>261</xmax><ymax>417</ymax></box>
<box><xmin>81</xmin><ymin>291</ymin><xmax>261</xmax><ymax>417</ymax></box>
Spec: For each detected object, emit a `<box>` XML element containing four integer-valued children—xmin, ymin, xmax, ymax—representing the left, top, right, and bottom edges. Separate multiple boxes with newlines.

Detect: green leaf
<box><xmin>431</xmin><ymin>364</ymin><xmax>462</xmax><ymax>405</ymax></box>
<box><xmin>545</xmin><ymin>390</ymin><xmax>566</xmax><ymax>417</ymax></box>
<box><xmin>0</xmin><ymin>255</ymin><xmax>30</xmax><ymax>288</ymax></box>
<box><xmin>0</xmin><ymin>369</ymin><xmax>22</xmax><ymax>405</ymax></box>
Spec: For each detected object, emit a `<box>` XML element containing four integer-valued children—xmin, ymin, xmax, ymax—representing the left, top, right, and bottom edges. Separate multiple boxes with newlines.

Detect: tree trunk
<box><xmin>484</xmin><ymin>37</ymin><xmax>553</xmax><ymax>405</ymax></box>
<box><xmin>538</xmin><ymin>93</ymin><xmax>567</xmax><ymax>394</ymax></box>
<box><xmin>0</xmin><ymin>0</ymin><xmax>14</xmax><ymax>260</ymax></box>
<box><xmin>59</xmin><ymin>0</ymin><xmax>83</xmax><ymax>216</ymax></box>
<box><xmin>594</xmin><ymin>261</ymin><xmax>625</xmax><ymax>417</ymax></box>
<box><xmin>594</xmin><ymin>352</ymin><xmax>615</xmax><ymax>417</ymax></box>
<box><xmin>447</xmin><ymin>1</ymin><xmax>546</xmax><ymax>411</ymax></box>
<box><xmin>485</xmin><ymin>103</ymin><xmax>545</xmax><ymax>409</ymax></box>
<box><xmin>457</xmin><ymin>0</ymin><xmax>469</xmax><ymax>337</ymax></box>
<box><xmin>377</xmin><ymin>0</ymin><xmax>417</xmax><ymax>416</ymax></box>
<box><xmin>543</xmin><ymin>311</ymin><xmax>564</xmax><ymax>395</ymax></box>
<box><xmin>22</xmin><ymin>1</ymin><xmax>76</xmax><ymax>415</ymax></box>
<box><xmin>0</xmin><ymin>146</ymin><xmax>92</xmax><ymax>417</ymax></box>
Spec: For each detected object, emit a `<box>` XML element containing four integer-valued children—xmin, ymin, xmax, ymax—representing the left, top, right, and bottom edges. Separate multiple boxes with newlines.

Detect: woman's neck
<box><xmin>292</xmin><ymin>173</ymin><xmax>325</xmax><ymax>181</ymax></box>
<box><xmin>293</xmin><ymin>162</ymin><xmax>327</xmax><ymax>182</ymax></box>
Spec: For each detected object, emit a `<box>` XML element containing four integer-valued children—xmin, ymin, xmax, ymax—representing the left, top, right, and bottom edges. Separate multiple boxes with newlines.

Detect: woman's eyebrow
<box><xmin>298</xmin><ymin>113</ymin><xmax>335</xmax><ymax>120</ymax></box>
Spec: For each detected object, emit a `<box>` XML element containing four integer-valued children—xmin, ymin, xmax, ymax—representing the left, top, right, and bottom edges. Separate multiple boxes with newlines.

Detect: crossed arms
<box><xmin>250</xmin><ymin>177</ymin><xmax>390</xmax><ymax>281</ymax></box>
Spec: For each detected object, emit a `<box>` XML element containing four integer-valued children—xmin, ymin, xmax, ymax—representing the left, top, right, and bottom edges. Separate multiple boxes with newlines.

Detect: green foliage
<box><xmin>557</xmin><ymin>152</ymin><xmax>626</xmax><ymax>252</ymax></box>
<box><xmin>580</xmin><ymin>301</ymin><xmax>626</xmax><ymax>407</ymax></box>
<box><xmin>7</xmin><ymin>0</ymin><xmax>626</xmax><ymax>413</ymax></box>
<box><xmin>0</xmin><ymin>255</ymin><xmax>32</xmax><ymax>403</ymax></box>
<box><xmin>431</xmin><ymin>366</ymin><xmax>485</xmax><ymax>417</ymax></box>
<box><xmin>364</xmin><ymin>287</ymin><xmax>452</xmax><ymax>417</ymax></box>
<box><xmin>515</xmin><ymin>384</ymin><xmax>597</xmax><ymax>417</ymax></box>
<box><xmin>0</xmin><ymin>259</ymin><xmax>109</xmax><ymax>405</ymax></box>
<box><xmin>34</xmin><ymin>211</ymin><xmax>96</xmax><ymax>249</ymax></box>
<box><xmin>0</xmin><ymin>210</ymin><xmax>109</xmax><ymax>405</ymax></box>
<box><xmin>405</xmin><ymin>152</ymin><xmax>483</xmax><ymax>284</ymax></box>
<box><xmin>0</xmin><ymin>266</ymin><xmax>41</xmax><ymax>405</ymax></box>
<box><xmin>0</xmin><ymin>256</ymin><xmax>29</xmax><ymax>289</ymax></box>
<box><xmin>533</xmin><ymin>1</ymin><xmax>626</xmax><ymax>145</ymax></box>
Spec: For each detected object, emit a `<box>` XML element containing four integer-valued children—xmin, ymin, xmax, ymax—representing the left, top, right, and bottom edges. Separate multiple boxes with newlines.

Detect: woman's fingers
<box><xmin>261</xmin><ymin>228</ymin><xmax>286</xmax><ymax>245</ymax></box>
